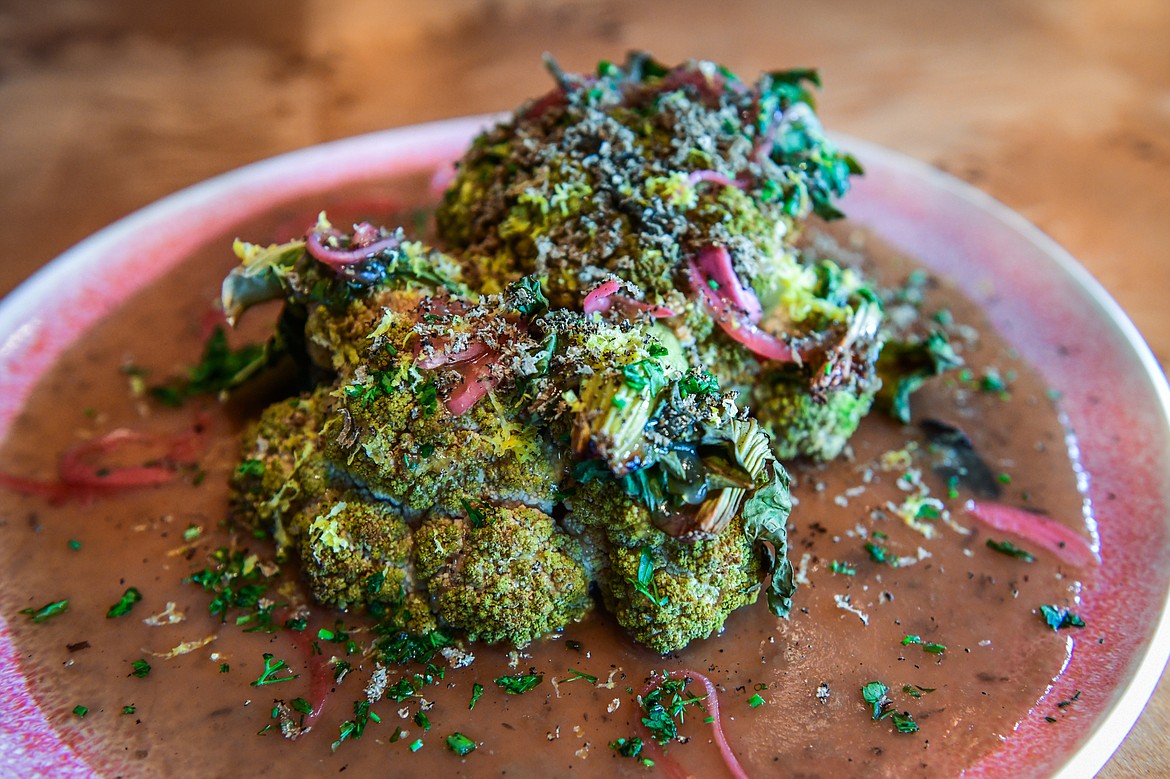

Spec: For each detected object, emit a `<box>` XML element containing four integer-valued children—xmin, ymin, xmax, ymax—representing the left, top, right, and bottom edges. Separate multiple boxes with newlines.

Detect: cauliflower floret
<box><xmin>565</xmin><ymin>481</ymin><xmax>761</xmax><ymax>654</ymax></box>
<box><xmin>413</xmin><ymin>504</ymin><xmax>592</xmax><ymax>646</ymax></box>
<box><xmin>754</xmin><ymin>379</ymin><xmax>877</xmax><ymax>462</ymax></box>
<box><xmin>230</xmin><ymin>390</ymin><xmax>337</xmax><ymax>552</ymax></box>
<box><xmin>298</xmin><ymin>491</ymin><xmax>415</xmax><ymax>610</ymax></box>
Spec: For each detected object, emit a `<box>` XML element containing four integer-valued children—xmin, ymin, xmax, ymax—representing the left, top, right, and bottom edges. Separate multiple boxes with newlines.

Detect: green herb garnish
<box><xmin>861</xmin><ymin>681</ymin><xmax>889</xmax><ymax>719</ymax></box>
<box><xmin>865</xmin><ymin>542</ymin><xmax>890</xmax><ymax>564</ymax></box>
<box><xmin>250</xmin><ymin>653</ymin><xmax>299</xmax><ymax>686</ymax></box>
<box><xmin>20</xmin><ymin>599</ymin><xmax>69</xmax><ymax>623</ymax></box>
<box><xmin>986</xmin><ymin>539</ymin><xmax>1035</xmax><ymax>562</ymax></box>
<box><xmin>630</xmin><ymin>546</ymin><xmax>668</xmax><ymax>607</ymax></box>
<box><xmin>72</xmin><ymin>705</ymin><xmax>88</xmax><ymax>718</ymax></box>
<box><xmin>469</xmin><ymin>682</ymin><xmax>484</xmax><ymax>710</ymax></box>
<box><xmin>446</xmin><ymin>732</ymin><xmax>477</xmax><ymax>756</ymax></box>
<box><xmin>641</xmin><ymin>674</ymin><xmax>707</xmax><ymax>744</ymax></box>
<box><xmin>130</xmin><ymin>659</ymin><xmax>151</xmax><ymax>678</ymax></box>
<box><xmin>495</xmin><ymin>673</ymin><xmax>543</xmax><ymax>695</ymax></box>
<box><xmin>332</xmin><ymin>699</ymin><xmax>381</xmax><ymax>751</ymax></box>
<box><xmin>563</xmin><ymin>669</ymin><xmax>598</xmax><ymax>684</ymax></box>
<box><xmin>1039</xmin><ymin>605</ymin><xmax>1085</xmax><ymax>631</ymax></box>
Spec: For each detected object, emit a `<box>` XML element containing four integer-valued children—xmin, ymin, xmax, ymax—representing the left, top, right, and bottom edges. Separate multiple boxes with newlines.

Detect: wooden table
<box><xmin>2</xmin><ymin>0</ymin><xmax>1167</xmax><ymax>774</ymax></box>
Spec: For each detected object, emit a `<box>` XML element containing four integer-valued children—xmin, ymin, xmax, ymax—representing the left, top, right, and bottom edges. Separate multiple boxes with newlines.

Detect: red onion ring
<box><xmin>965</xmin><ymin>500</ymin><xmax>1099</xmax><ymax>568</ymax></box>
<box><xmin>306</xmin><ymin>230</ymin><xmax>400</xmax><ymax>270</ymax></box>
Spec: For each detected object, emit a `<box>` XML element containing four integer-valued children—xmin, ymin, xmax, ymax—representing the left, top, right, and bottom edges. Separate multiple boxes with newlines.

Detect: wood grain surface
<box><xmin>1</xmin><ymin>0</ymin><xmax>1167</xmax><ymax>774</ymax></box>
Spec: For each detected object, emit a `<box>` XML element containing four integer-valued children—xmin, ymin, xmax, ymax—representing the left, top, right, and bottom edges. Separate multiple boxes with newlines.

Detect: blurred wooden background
<box><xmin>1</xmin><ymin>0</ymin><xmax>1167</xmax><ymax>774</ymax></box>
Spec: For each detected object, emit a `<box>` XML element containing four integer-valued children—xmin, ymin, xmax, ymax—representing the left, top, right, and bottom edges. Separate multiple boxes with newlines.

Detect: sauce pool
<box><xmin>0</xmin><ymin>200</ymin><xmax>1095</xmax><ymax>778</ymax></box>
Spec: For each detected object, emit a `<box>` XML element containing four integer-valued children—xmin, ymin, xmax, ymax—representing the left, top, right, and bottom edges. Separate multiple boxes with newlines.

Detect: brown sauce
<box><xmin>0</xmin><ymin>201</ymin><xmax>1093</xmax><ymax>778</ymax></box>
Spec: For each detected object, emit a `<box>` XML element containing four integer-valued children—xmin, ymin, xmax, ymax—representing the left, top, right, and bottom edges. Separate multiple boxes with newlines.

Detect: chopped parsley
<box><xmin>640</xmin><ymin>674</ymin><xmax>707</xmax><ymax>744</ymax></box>
<box><xmin>861</xmin><ymin>681</ymin><xmax>890</xmax><ymax>719</ymax></box>
<box><xmin>748</xmin><ymin>693</ymin><xmax>766</xmax><ymax>708</ymax></box>
<box><xmin>679</xmin><ymin>370</ymin><xmax>720</xmax><ymax>397</ymax></box>
<box><xmin>130</xmin><ymin>659</ymin><xmax>152</xmax><ymax>678</ymax></box>
<box><xmin>121</xmin><ymin>705</ymin><xmax>136</xmax><ymax>715</ymax></box>
<box><xmin>621</xmin><ymin>359</ymin><xmax>666</xmax><ymax>394</ymax></box>
<box><xmin>495</xmin><ymin>673</ymin><xmax>543</xmax><ymax>695</ymax></box>
<box><xmin>829</xmin><ymin>560</ymin><xmax>856</xmax><ymax>576</ymax></box>
<box><xmin>1039</xmin><ymin>605</ymin><xmax>1086</xmax><ymax>631</ymax></box>
<box><xmin>901</xmin><ymin>635</ymin><xmax>945</xmax><ymax>655</ymax></box>
<box><xmin>413</xmin><ymin>711</ymin><xmax>431</xmax><ymax>731</ymax></box>
<box><xmin>860</xmin><ymin>681</ymin><xmax>919</xmax><ymax>733</ymax></box>
<box><xmin>147</xmin><ymin>326</ymin><xmax>268</xmax><ymax>406</ymax></box>
<box><xmin>250</xmin><ymin>653</ymin><xmax>299</xmax><ymax>687</ymax></box>
<box><xmin>446</xmin><ymin>732</ymin><xmax>477</xmax><ymax>756</ymax></box>
<box><xmin>317</xmin><ymin>621</ymin><xmax>358</xmax><ymax>654</ymax></box>
<box><xmin>106</xmin><ymin>587</ymin><xmax>142</xmax><ymax>618</ymax></box>
<box><xmin>902</xmin><ymin>684</ymin><xmax>936</xmax><ymax>698</ymax></box>
<box><xmin>864</xmin><ymin>542</ymin><xmax>891</xmax><ymax>565</ymax></box>
<box><xmin>415</xmin><ymin>380</ymin><xmax>439</xmax><ymax>417</ymax></box>
<box><xmin>182</xmin><ymin>524</ymin><xmax>202</xmax><ymax>543</ymax></box>
<box><xmin>986</xmin><ymin>539</ymin><xmax>1035</xmax><ymax>562</ymax></box>
<box><xmin>563</xmin><ymin>668</ymin><xmax>598</xmax><ymax>684</ymax></box>
<box><xmin>20</xmin><ymin>598</ymin><xmax>69</xmax><ymax>623</ymax></box>
<box><xmin>234</xmin><ymin>459</ymin><xmax>265</xmax><ymax>478</ymax></box>
<box><xmin>332</xmin><ymin>699</ymin><xmax>381</xmax><ymax>751</ymax></box>
<box><xmin>386</xmin><ymin>663</ymin><xmax>445</xmax><ymax>702</ymax></box>
<box><xmin>468</xmin><ymin>682</ymin><xmax>484</xmax><ymax>710</ymax></box>
<box><xmin>188</xmin><ymin>548</ymin><xmax>272</xmax><ymax>626</ymax></box>
<box><xmin>890</xmin><ymin>711</ymin><xmax>919</xmax><ymax>733</ymax></box>
<box><xmin>409</xmin><ymin>739</ymin><xmax>424</xmax><ymax>752</ymax></box>
<box><xmin>72</xmin><ymin>705</ymin><xmax>88</xmax><ymax>718</ymax></box>
<box><xmin>67</xmin><ymin>539</ymin><xmax>82</xmax><ymax>551</ymax></box>
<box><xmin>610</xmin><ymin>736</ymin><xmax>653</xmax><ymax>766</ymax></box>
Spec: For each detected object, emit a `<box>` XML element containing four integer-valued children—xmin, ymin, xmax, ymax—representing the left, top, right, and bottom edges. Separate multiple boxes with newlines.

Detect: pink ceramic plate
<box><xmin>1</xmin><ymin>118</ymin><xmax>1168</xmax><ymax>777</ymax></box>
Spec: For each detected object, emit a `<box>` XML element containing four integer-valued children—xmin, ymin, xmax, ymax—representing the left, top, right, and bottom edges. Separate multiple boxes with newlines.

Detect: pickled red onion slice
<box><xmin>965</xmin><ymin>499</ymin><xmax>1099</xmax><ymax>568</ymax></box>
<box><xmin>582</xmin><ymin>280</ymin><xmax>676</xmax><ymax>319</ymax></box>
<box><xmin>444</xmin><ymin>354</ymin><xmax>500</xmax><ymax>416</ymax></box>
<box><xmin>688</xmin><ymin>248</ymin><xmax>794</xmax><ymax>362</ymax></box>
<box><xmin>306</xmin><ymin>228</ymin><xmax>399</xmax><ymax>270</ymax></box>
<box><xmin>415</xmin><ymin>341</ymin><xmax>490</xmax><ymax>371</ymax></box>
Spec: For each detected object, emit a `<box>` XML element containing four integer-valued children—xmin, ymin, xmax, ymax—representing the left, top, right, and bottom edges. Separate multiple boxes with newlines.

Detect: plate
<box><xmin>1</xmin><ymin>117</ymin><xmax>1168</xmax><ymax>778</ymax></box>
